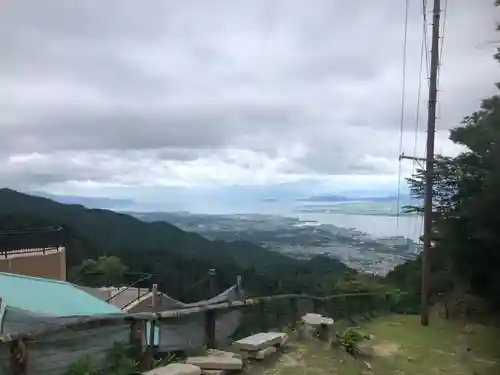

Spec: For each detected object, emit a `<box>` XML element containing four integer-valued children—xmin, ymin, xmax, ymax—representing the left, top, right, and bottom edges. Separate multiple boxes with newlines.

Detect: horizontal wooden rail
<box><xmin>156</xmin><ymin>291</ymin><xmax>400</xmax><ymax>319</ymax></box>
<box><xmin>0</xmin><ymin>291</ymin><xmax>407</xmax><ymax>343</ymax></box>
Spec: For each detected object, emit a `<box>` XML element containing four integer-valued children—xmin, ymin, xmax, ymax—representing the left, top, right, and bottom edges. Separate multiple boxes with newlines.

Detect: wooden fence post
<box><xmin>385</xmin><ymin>293</ymin><xmax>391</xmax><ymax>312</ymax></box>
<box><xmin>312</xmin><ymin>298</ymin><xmax>319</xmax><ymax>313</ymax></box>
<box><xmin>290</xmin><ymin>297</ymin><xmax>298</xmax><ymax>328</ymax></box>
<box><xmin>10</xmin><ymin>338</ymin><xmax>27</xmax><ymax>375</ymax></box>
<box><xmin>259</xmin><ymin>301</ymin><xmax>268</xmax><ymax>332</ymax></box>
<box><xmin>149</xmin><ymin>284</ymin><xmax>158</xmax><ymax>352</ymax></box>
<box><xmin>129</xmin><ymin>319</ymin><xmax>143</xmax><ymax>362</ymax></box>
<box><xmin>205</xmin><ymin>310</ymin><xmax>216</xmax><ymax>349</ymax></box>
<box><xmin>274</xmin><ymin>301</ymin><xmax>282</xmax><ymax>330</ymax></box>
<box><xmin>140</xmin><ymin>284</ymin><xmax>158</xmax><ymax>370</ymax></box>
<box><xmin>343</xmin><ymin>296</ymin><xmax>350</xmax><ymax>321</ymax></box>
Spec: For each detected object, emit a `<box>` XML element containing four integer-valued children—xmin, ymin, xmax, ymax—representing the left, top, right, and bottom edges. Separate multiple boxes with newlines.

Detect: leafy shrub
<box><xmin>66</xmin><ymin>342</ymin><xmax>139</xmax><ymax>375</ymax></box>
<box><xmin>337</xmin><ymin>328</ymin><xmax>367</xmax><ymax>356</ymax></box>
<box><xmin>66</xmin><ymin>342</ymin><xmax>180</xmax><ymax>375</ymax></box>
<box><xmin>66</xmin><ymin>358</ymin><xmax>98</xmax><ymax>375</ymax></box>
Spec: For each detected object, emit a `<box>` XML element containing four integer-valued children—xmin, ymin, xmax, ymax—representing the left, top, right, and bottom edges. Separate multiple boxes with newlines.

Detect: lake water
<box><xmin>227</xmin><ymin>201</ymin><xmax>423</xmax><ymax>241</ymax></box>
<box><xmin>154</xmin><ymin>199</ymin><xmax>423</xmax><ymax>242</ymax></box>
<box><xmin>288</xmin><ymin>212</ymin><xmax>422</xmax><ymax>241</ymax></box>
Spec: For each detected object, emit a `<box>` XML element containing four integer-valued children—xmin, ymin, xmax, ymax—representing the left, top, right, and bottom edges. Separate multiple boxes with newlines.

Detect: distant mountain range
<box><xmin>25</xmin><ymin>190</ymin><xmax>415</xmax><ymax>213</ymax></box>
<box><xmin>29</xmin><ymin>191</ymin><xmax>136</xmax><ymax>209</ymax></box>
<box><xmin>297</xmin><ymin>194</ymin><xmax>411</xmax><ymax>203</ymax></box>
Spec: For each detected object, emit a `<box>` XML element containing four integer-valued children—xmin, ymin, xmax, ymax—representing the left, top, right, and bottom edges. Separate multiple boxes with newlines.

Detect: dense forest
<box><xmin>387</xmin><ymin>0</ymin><xmax>500</xmax><ymax>309</ymax></box>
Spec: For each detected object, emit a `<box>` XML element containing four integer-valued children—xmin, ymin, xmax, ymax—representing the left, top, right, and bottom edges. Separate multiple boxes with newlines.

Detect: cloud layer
<box><xmin>0</xmin><ymin>0</ymin><xmax>498</xmax><ymax>195</ymax></box>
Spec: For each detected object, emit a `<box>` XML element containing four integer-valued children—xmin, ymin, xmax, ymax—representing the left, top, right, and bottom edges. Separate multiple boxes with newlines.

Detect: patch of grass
<box><xmin>248</xmin><ymin>340</ymin><xmax>364</xmax><ymax>375</ymax></box>
<box><xmin>250</xmin><ymin>314</ymin><xmax>500</xmax><ymax>375</ymax></box>
<box><xmin>358</xmin><ymin>314</ymin><xmax>500</xmax><ymax>375</ymax></box>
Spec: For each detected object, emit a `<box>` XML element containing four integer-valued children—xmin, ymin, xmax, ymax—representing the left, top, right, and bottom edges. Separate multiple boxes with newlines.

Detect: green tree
<box><xmin>402</xmin><ymin>0</ymin><xmax>500</xmax><ymax>306</ymax></box>
<box><xmin>70</xmin><ymin>256</ymin><xmax>127</xmax><ymax>286</ymax></box>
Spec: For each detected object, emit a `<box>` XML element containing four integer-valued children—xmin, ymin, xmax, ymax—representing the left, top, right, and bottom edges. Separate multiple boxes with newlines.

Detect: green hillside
<box><xmin>0</xmin><ymin>188</ymin><xmax>353</xmax><ymax>301</ymax></box>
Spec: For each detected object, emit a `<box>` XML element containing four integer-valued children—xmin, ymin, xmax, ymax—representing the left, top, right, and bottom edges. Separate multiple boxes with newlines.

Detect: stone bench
<box><xmin>233</xmin><ymin>332</ymin><xmax>288</xmax><ymax>351</ymax></box>
<box><xmin>300</xmin><ymin>313</ymin><xmax>334</xmax><ymax>340</ymax></box>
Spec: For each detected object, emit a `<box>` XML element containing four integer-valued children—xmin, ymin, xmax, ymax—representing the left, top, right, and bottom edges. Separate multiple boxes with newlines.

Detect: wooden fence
<box><xmin>0</xmin><ymin>291</ymin><xmax>417</xmax><ymax>375</ymax></box>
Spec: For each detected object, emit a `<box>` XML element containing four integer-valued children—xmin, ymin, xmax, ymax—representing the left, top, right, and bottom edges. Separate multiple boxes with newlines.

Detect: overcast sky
<box><xmin>0</xmin><ymin>0</ymin><xmax>498</xmax><ymax>200</ymax></box>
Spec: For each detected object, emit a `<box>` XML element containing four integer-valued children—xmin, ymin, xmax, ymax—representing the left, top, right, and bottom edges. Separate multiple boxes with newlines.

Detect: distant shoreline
<box><xmin>292</xmin><ymin>211</ymin><xmax>419</xmax><ymax>218</ymax></box>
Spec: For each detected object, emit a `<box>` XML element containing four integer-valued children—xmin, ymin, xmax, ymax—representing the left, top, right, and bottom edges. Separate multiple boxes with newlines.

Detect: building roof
<box><xmin>76</xmin><ymin>286</ymin><xmax>151</xmax><ymax>310</ymax></box>
<box><xmin>0</xmin><ymin>272</ymin><xmax>122</xmax><ymax>316</ymax></box>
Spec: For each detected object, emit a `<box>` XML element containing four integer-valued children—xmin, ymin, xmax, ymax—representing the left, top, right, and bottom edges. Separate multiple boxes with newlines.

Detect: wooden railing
<box><xmin>1</xmin><ymin>290</ymin><xmax>418</xmax><ymax>375</ymax></box>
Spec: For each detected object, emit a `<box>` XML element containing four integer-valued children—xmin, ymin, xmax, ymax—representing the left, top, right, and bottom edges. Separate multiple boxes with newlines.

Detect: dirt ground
<box><xmin>246</xmin><ymin>314</ymin><xmax>500</xmax><ymax>375</ymax></box>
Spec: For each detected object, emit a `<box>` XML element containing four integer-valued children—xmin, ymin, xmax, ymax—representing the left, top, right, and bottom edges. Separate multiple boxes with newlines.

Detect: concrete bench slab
<box><xmin>185</xmin><ymin>356</ymin><xmax>243</xmax><ymax>371</ymax></box>
<box><xmin>301</xmin><ymin>313</ymin><xmax>334</xmax><ymax>325</ymax></box>
<box><xmin>234</xmin><ymin>332</ymin><xmax>288</xmax><ymax>351</ymax></box>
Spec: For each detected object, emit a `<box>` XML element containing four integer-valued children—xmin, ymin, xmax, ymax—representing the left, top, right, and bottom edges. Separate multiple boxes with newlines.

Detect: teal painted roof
<box><xmin>0</xmin><ymin>272</ymin><xmax>122</xmax><ymax>316</ymax></box>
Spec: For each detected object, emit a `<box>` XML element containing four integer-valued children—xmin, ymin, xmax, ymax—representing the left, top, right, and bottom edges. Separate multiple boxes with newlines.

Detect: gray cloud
<box><xmin>0</xmin><ymin>0</ymin><xmax>498</xmax><ymax>188</ymax></box>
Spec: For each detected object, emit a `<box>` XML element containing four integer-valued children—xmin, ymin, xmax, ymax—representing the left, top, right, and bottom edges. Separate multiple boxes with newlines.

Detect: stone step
<box><xmin>143</xmin><ymin>363</ymin><xmax>201</xmax><ymax>375</ymax></box>
<box><xmin>234</xmin><ymin>332</ymin><xmax>288</xmax><ymax>351</ymax></box>
<box><xmin>185</xmin><ymin>355</ymin><xmax>243</xmax><ymax>371</ymax></box>
<box><xmin>246</xmin><ymin>346</ymin><xmax>277</xmax><ymax>360</ymax></box>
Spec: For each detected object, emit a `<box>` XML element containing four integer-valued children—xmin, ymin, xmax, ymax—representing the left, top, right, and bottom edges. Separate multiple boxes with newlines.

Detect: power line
<box><xmin>437</xmin><ymin>0</ymin><xmax>448</xmax><ymax>120</ymax></box>
<box><xmin>396</xmin><ymin>0</ymin><xmax>411</xmax><ymax>233</ymax></box>
<box><xmin>422</xmin><ymin>0</ymin><xmax>431</xmax><ymax>81</ymax></box>
<box><xmin>438</xmin><ymin>0</ymin><xmax>448</xmax><ymax>75</ymax></box>
<box><xmin>406</xmin><ymin>0</ymin><xmax>431</xmax><ymax>244</ymax></box>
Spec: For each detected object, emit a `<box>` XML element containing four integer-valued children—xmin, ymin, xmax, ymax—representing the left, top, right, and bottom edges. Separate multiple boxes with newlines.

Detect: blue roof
<box><xmin>0</xmin><ymin>272</ymin><xmax>122</xmax><ymax>316</ymax></box>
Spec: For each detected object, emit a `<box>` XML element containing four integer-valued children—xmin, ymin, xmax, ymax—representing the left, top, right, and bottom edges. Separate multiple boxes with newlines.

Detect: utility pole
<box><xmin>421</xmin><ymin>0</ymin><xmax>441</xmax><ymax>327</ymax></box>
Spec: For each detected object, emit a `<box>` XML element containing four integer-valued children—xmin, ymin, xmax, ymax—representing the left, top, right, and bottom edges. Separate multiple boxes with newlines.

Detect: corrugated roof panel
<box><xmin>0</xmin><ymin>272</ymin><xmax>122</xmax><ymax>316</ymax></box>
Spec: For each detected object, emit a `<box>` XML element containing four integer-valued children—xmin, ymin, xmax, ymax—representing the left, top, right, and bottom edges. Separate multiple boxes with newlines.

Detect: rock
<box><xmin>144</xmin><ymin>363</ymin><xmax>201</xmax><ymax>375</ymax></box>
<box><xmin>247</xmin><ymin>346</ymin><xmax>277</xmax><ymax>360</ymax></box>
<box><xmin>234</xmin><ymin>332</ymin><xmax>288</xmax><ymax>351</ymax></box>
<box><xmin>462</xmin><ymin>324</ymin><xmax>475</xmax><ymax>334</ymax></box>
<box><xmin>356</xmin><ymin>342</ymin><xmax>374</xmax><ymax>357</ymax></box>
<box><xmin>185</xmin><ymin>356</ymin><xmax>243</xmax><ymax>371</ymax></box>
<box><xmin>408</xmin><ymin>356</ymin><xmax>414</xmax><ymax>362</ymax></box>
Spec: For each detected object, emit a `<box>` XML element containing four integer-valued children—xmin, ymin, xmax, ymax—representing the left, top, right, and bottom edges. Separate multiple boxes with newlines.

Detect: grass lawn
<box><xmin>248</xmin><ymin>314</ymin><xmax>500</xmax><ymax>375</ymax></box>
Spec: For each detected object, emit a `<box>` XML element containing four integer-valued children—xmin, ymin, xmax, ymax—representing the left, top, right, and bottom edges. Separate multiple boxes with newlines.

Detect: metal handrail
<box><xmin>105</xmin><ymin>274</ymin><xmax>154</xmax><ymax>304</ymax></box>
<box><xmin>0</xmin><ymin>226</ymin><xmax>64</xmax><ymax>257</ymax></box>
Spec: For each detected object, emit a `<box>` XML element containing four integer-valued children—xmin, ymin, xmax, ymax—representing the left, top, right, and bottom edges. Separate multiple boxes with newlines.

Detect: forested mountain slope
<box><xmin>0</xmin><ymin>188</ymin><xmax>352</xmax><ymax>301</ymax></box>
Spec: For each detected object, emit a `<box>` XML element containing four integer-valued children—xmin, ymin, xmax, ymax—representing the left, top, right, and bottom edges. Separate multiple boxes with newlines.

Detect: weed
<box><xmin>337</xmin><ymin>328</ymin><xmax>367</xmax><ymax>356</ymax></box>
